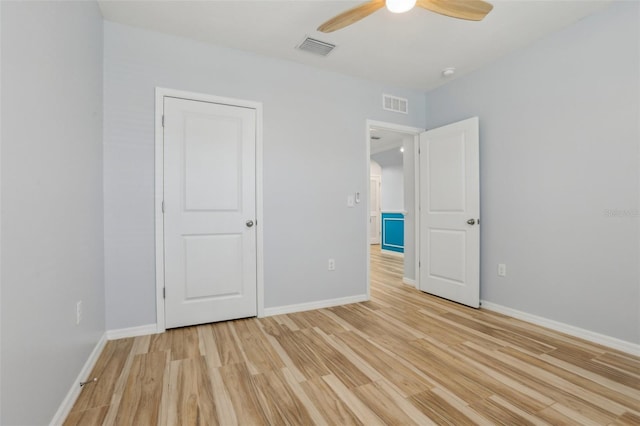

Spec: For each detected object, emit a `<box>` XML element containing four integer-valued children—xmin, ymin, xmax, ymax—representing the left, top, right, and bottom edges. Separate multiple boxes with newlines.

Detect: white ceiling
<box><xmin>370</xmin><ymin>127</ymin><xmax>405</xmax><ymax>154</ymax></box>
<box><xmin>98</xmin><ymin>0</ymin><xmax>611</xmax><ymax>91</ymax></box>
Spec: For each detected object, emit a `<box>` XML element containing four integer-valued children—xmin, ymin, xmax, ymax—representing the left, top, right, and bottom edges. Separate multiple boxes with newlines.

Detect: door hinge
<box><xmin>161</xmin><ymin>115</ymin><xmax>165</xmax><ymax>127</ymax></box>
<box><xmin>163</xmin><ymin>287</ymin><xmax>165</xmax><ymax>299</ymax></box>
<box><xmin>161</xmin><ymin>200</ymin><xmax>165</xmax><ymax>213</ymax></box>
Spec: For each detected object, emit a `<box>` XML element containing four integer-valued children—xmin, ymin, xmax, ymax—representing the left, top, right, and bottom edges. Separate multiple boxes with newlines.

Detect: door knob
<box><xmin>466</xmin><ymin>218</ymin><xmax>476</xmax><ymax>225</ymax></box>
<box><xmin>246</xmin><ymin>220</ymin><xmax>254</xmax><ymax>228</ymax></box>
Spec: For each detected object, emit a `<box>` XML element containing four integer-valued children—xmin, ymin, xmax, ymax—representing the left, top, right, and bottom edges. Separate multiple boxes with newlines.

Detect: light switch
<box><xmin>498</xmin><ymin>264</ymin><xmax>506</xmax><ymax>277</ymax></box>
<box><xmin>347</xmin><ymin>195</ymin><xmax>355</xmax><ymax>207</ymax></box>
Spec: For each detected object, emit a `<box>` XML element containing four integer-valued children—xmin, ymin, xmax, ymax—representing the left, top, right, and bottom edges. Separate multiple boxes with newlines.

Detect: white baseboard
<box><xmin>480</xmin><ymin>300</ymin><xmax>640</xmax><ymax>357</ymax></box>
<box><xmin>381</xmin><ymin>249</ymin><xmax>404</xmax><ymax>257</ymax></box>
<box><xmin>106</xmin><ymin>323</ymin><xmax>158</xmax><ymax>340</ymax></box>
<box><xmin>403</xmin><ymin>277</ymin><xmax>416</xmax><ymax>287</ymax></box>
<box><xmin>263</xmin><ymin>294</ymin><xmax>369</xmax><ymax>317</ymax></box>
<box><xmin>50</xmin><ymin>333</ymin><xmax>107</xmax><ymax>426</ymax></box>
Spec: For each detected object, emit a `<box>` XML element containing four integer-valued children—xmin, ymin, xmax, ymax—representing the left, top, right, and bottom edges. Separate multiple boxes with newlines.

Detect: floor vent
<box><xmin>297</xmin><ymin>37</ymin><xmax>336</xmax><ymax>56</ymax></box>
<box><xmin>382</xmin><ymin>94</ymin><xmax>409</xmax><ymax>114</ymax></box>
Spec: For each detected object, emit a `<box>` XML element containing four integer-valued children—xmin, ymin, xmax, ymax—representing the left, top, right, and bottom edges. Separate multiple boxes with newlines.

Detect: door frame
<box><xmin>154</xmin><ymin>87</ymin><xmax>264</xmax><ymax>333</ymax></box>
<box><xmin>365</xmin><ymin>119</ymin><xmax>423</xmax><ymax>299</ymax></box>
<box><xmin>369</xmin><ymin>174</ymin><xmax>381</xmax><ymax>244</ymax></box>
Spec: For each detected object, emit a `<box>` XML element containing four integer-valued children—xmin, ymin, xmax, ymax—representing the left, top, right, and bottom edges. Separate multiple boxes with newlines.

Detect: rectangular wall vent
<box><xmin>382</xmin><ymin>94</ymin><xmax>409</xmax><ymax>114</ymax></box>
<box><xmin>297</xmin><ymin>37</ymin><xmax>336</xmax><ymax>56</ymax></box>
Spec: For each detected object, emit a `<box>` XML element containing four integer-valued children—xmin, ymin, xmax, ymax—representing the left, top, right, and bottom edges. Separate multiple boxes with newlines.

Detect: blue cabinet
<box><xmin>381</xmin><ymin>212</ymin><xmax>404</xmax><ymax>253</ymax></box>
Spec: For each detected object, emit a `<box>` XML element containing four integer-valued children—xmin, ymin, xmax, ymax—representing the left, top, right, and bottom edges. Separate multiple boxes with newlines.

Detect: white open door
<box><xmin>370</xmin><ymin>175</ymin><xmax>381</xmax><ymax>244</ymax></box>
<box><xmin>163</xmin><ymin>96</ymin><xmax>257</xmax><ymax>328</ymax></box>
<box><xmin>419</xmin><ymin>117</ymin><xmax>480</xmax><ymax>308</ymax></box>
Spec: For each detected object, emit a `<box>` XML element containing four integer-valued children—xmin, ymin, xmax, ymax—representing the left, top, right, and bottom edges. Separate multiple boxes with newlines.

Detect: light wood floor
<box><xmin>65</xmin><ymin>246</ymin><xmax>640</xmax><ymax>425</ymax></box>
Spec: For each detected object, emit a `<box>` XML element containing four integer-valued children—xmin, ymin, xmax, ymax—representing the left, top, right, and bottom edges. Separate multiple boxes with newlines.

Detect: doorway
<box><xmin>366</xmin><ymin>118</ymin><xmax>480</xmax><ymax>308</ymax></box>
<box><xmin>366</xmin><ymin>120</ymin><xmax>422</xmax><ymax>298</ymax></box>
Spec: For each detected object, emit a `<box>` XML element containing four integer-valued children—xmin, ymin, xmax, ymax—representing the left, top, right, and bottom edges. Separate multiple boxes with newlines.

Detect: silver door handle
<box><xmin>467</xmin><ymin>218</ymin><xmax>476</xmax><ymax>225</ymax></box>
<box><xmin>246</xmin><ymin>220</ymin><xmax>254</xmax><ymax>228</ymax></box>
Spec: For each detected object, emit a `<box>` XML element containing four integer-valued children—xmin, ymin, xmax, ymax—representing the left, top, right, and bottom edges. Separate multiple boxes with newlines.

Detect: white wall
<box><xmin>0</xmin><ymin>2</ymin><xmax>105</xmax><ymax>424</ymax></box>
<box><xmin>425</xmin><ymin>2</ymin><xmax>639</xmax><ymax>344</ymax></box>
<box><xmin>103</xmin><ymin>22</ymin><xmax>427</xmax><ymax>329</ymax></box>
<box><xmin>381</xmin><ymin>165</ymin><xmax>404</xmax><ymax>212</ymax></box>
<box><xmin>371</xmin><ymin>149</ymin><xmax>404</xmax><ymax>211</ymax></box>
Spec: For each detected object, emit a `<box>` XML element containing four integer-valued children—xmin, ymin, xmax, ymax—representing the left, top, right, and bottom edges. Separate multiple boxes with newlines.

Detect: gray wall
<box><xmin>371</xmin><ymin>149</ymin><xmax>404</xmax><ymax>211</ymax></box>
<box><xmin>103</xmin><ymin>22</ymin><xmax>427</xmax><ymax>329</ymax></box>
<box><xmin>424</xmin><ymin>2</ymin><xmax>639</xmax><ymax>344</ymax></box>
<box><xmin>0</xmin><ymin>1</ymin><xmax>105</xmax><ymax>424</ymax></box>
<box><xmin>381</xmin><ymin>163</ymin><xmax>404</xmax><ymax>211</ymax></box>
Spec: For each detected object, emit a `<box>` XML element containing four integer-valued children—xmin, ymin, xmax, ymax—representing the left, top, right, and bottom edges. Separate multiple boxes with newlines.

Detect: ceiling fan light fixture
<box><xmin>385</xmin><ymin>0</ymin><xmax>416</xmax><ymax>14</ymax></box>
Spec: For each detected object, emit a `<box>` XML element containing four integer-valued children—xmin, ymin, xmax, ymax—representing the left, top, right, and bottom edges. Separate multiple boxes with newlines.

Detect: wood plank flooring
<box><xmin>65</xmin><ymin>246</ymin><xmax>640</xmax><ymax>425</ymax></box>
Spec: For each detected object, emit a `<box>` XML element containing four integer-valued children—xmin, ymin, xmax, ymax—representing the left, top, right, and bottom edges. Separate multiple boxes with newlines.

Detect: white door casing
<box><xmin>370</xmin><ymin>175</ymin><xmax>381</xmax><ymax>244</ymax></box>
<box><xmin>161</xmin><ymin>94</ymin><xmax>259</xmax><ymax>329</ymax></box>
<box><xmin>419</xmin><ymin>117</ymin><xmax>480</xmax><ymax>308</ymax></box>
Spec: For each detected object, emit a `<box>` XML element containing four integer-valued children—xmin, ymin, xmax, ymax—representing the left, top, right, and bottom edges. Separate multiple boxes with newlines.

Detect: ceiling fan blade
<box><xmin>317</xmin><ymin>0</ymin><xmax>386</xmax><ymax>33</ymax></box>
<box><xmin>417</xmin><ymin>0</ymin><xmax>493</xmax><ymax>21</ymax></box>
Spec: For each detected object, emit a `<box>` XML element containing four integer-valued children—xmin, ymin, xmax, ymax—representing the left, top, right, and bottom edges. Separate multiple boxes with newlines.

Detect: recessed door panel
<box><xmin>428</xmin><ymin>229</ymin><xmax>466</xmax><ymax>284</ymax></box>
<box><xmin>428</xmin><ymin>134</ymin><xmax>465</xmax><ymax>213</ymax></box>
<box><xmin>184</xmin><ymin>234</ymin><xmax>243</xmax><ymax>299</ymax></box>
<box><xmin>184</xmin><ymin>115</ymin><xmax>241</xmax><ymax>211</ymax></box>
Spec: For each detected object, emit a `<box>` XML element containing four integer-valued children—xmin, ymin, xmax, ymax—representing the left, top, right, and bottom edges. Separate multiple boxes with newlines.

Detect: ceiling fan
<box><xmin>317</xmin><ymin>0</ymin><xmax>493</xmax><ymax>33</ymax></box>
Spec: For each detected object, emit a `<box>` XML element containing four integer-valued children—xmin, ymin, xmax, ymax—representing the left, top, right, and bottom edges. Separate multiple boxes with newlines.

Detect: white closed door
<box><xmin>419</xmin><ymin>117</ymin><xmax>480</xmax><ymax>308</ymax></box>
<box><xmin>163</xmin><ymin>96</ymin><xmax>257</xmax><ymax>329</ymax></box>
<box><xmin>370</xmin><ymin>175</ymin><xmax>381</xmax><ymax>244</ymax></box>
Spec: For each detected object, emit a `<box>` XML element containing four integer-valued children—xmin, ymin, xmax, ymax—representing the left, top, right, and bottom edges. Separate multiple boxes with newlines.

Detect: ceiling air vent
<box><xmin>382</xmin><ymin>94</ymin><xmax>409</xmax><ymax>114</ymax></box>
<box><xmin>297</xmin><ymin>37</ymin><xmax>336</xmax><ymax>56</ymax></box>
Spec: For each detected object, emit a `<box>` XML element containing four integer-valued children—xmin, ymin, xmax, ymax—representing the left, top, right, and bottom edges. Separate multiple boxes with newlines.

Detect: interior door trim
<box><xmin>154</xmin><ymin>87</ymin><xmax>264</xmax><ymax>333</ymax></box>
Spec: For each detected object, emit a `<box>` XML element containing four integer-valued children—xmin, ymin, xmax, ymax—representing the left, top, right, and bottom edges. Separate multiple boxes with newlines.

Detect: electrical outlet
<box><xmin>328</xmin><ymin>258</ymin><xmax>336</xmax><ymax>271</ymax></box>
<box><xmin>497</xmin><ymin>264</ymin><xmax>507</xmax><ymax>277</ymax></box>
<box><xmin>76</xmin><ymin>300</ymin><xmax>82</xmax><ymax>325</ymax></box>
